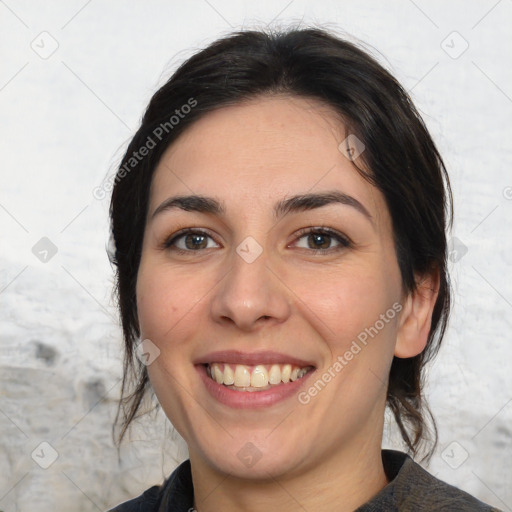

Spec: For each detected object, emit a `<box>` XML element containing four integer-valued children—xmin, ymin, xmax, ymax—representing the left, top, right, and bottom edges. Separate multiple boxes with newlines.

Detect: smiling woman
<box><xmin>107</xmin><ymin>28</ymin><xmax>500</xmax><ymax>512</ymax></box>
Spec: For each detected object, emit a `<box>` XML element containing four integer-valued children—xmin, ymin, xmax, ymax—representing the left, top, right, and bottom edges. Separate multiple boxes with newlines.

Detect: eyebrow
<box><xmin>151</xmin><ymin>191</ymin><xmax>373</xmax><ymax>224</ymax></box>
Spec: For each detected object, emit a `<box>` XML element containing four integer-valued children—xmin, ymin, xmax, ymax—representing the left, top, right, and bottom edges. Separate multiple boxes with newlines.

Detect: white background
<box><xmin>0</xmin><ymin>1</ymin><xmax>511</xmax><ymax>510</ymax></box>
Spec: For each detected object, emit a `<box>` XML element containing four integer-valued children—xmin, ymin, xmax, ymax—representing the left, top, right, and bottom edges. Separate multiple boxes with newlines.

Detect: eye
<box><xmin>163</xmin><ymin>229</ymin><xmax>220</xmax><ymax>252</ymax></box>
<box><xmin>162</xmin><ymin>227</ymin><xmax>350</xmax><ymax>254</ymax></box>
<box><xmin>292</xmin><ymin>227</ymin><xmax>351</xmax><ymax>253</ymax></box>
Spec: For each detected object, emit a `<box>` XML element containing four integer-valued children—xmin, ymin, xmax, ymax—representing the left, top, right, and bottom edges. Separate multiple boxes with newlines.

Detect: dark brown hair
<box><xmin>110</xmin><ymin>27</ymin><xmax>452</xmax><ymax>458</ymax></box>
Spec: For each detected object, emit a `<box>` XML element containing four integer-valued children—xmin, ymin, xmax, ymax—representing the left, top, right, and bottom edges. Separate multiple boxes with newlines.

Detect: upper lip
<box><xmin>194</xmin><ymin>350</ymin><xmax>316</xmax><ymax>368</ymax></box>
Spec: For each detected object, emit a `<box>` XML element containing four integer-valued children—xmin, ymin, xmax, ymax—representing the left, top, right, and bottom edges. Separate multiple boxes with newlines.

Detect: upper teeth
<box><xmin>207</xmin><ymin>363</ymin><xmax>311</xmax><ymax>388</ymax></box>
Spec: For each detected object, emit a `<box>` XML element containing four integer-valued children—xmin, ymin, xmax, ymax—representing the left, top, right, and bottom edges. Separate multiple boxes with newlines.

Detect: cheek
<box><xmin>136</xmin><ymin>264</ymin><xmax>186</xmax><ymax>344</ymax></box>
<box><xmin>136</xmin><ymin>260</ymin><xmax>219</xmax><ymax>351</ymax></box>
<box><xmin>289</xmin><ymin>263</ymin><xmax>400</xmax><ymax>343</ymax></box>
<box><xmin>135</xmin><ymin>262</ymin><xmax>206</xmax><ymax>436</ymax></box>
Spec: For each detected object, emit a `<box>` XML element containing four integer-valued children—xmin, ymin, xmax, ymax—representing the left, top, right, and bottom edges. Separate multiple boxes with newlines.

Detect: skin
<box><xmin>136</xmin><ymin>95</ymin><xmax>438</xmax><ymax>512</ymax></box>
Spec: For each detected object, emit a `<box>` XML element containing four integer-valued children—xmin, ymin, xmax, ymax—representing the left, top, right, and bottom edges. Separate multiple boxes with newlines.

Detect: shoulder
<box><xmin>380</xmin><ymin>450</ymin><xmax>502</xmax><ymax>512</ymax></box>
<box><xmin>106</xmin><ymin>459</ymin><xmax>194</xmax><ymax>512</ymax></box>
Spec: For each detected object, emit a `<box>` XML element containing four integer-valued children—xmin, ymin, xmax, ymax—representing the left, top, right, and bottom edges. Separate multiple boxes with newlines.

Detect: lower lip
<box><xmin>196</xmin><ymin>364</ymin><xmax>315</xmax><ymax>409</ymax></box>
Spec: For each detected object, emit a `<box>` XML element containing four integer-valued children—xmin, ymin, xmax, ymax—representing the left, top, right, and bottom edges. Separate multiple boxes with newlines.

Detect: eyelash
<box><xmin>162</xmin><ymin>227</ymin><xmax>352</xmax><ymax>255</ymax></box>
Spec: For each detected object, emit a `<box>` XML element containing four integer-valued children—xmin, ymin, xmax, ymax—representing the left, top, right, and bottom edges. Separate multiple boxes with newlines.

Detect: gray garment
<box><xmin>356</xmin><ymin>450</ymin><xmax>502</xmax><ymax>511</ymax></box>
<box><xmin>108</xmin><ymin>450</ymin><xmax>501</xmax><ymax>511</ymax></box>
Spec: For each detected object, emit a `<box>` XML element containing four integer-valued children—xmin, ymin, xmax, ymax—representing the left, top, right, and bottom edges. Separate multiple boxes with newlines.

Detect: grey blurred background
<box><xmin>1</xmin><ymin>1</ymin><xmax>511</xmax><ymax>510</ymax></box>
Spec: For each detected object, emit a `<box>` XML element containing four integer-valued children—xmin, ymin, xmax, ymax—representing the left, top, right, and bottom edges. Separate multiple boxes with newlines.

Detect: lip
<box><xmin>193</xmin><ymin>350</ymin><xmax>316</xmax><ymax>368</ymax></box>
<box><xmin>194</xmin><ymin>350</ymin><xmax>317</xmax><ymax>409</ymax></box>
<box><xmin>196</xmin><ymin>364</ymin><xmax>315</xmax><ymax>409</ymax></box>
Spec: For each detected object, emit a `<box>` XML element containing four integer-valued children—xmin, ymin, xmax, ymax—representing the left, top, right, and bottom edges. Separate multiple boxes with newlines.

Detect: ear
<box><xmin>395</xmin><ymin>268</ymin><xmax>440</xmax><ymax>358</ymax></box>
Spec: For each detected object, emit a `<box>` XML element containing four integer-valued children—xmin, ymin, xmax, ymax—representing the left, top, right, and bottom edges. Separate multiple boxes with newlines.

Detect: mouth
<box><xmin>195</xmin><ymin>351</ymin><xmax>316</xmax><ymax>408</ymax></box>
<box><xmin>205</xmin><ymin>362</ymin><xmax>315</xmax><ymax>392</ymax></box>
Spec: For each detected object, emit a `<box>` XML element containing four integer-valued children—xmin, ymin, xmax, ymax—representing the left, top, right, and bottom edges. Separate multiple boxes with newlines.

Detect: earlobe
<box><xmin>395</xmin><ymin>269</ymin><xmax>440</xmax><ymax>358</ymax></box>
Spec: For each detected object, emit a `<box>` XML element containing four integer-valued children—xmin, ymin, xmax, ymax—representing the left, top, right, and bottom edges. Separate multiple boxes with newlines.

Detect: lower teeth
<box><xmin>224</xmin><ymin>383</ymin><xmax>276</xmax><ymax>392</ymax></box>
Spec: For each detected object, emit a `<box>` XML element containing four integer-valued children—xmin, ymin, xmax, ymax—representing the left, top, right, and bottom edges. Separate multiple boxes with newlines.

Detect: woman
<box><xmin>107</xmin><ymin>27</ymin><xmax>500</xmax><ymax>511</ymax></box>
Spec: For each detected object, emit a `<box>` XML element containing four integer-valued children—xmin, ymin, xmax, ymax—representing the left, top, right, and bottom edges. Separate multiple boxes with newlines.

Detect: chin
<box><xmin>187</xmin><ymin>427</ymin><xmax>311</xmax><ymax>480</ymax></box>
<box><xmin>209</xmin><ymin>447</ymin><xmax>304</xmax><ymax>480</ymax></box>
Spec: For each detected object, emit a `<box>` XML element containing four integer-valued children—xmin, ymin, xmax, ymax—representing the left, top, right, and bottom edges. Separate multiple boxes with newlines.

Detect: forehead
<box><xmin>149</xmin><ymin>95</ymin><xmax>386</xmax><ymax>222</ymax></box>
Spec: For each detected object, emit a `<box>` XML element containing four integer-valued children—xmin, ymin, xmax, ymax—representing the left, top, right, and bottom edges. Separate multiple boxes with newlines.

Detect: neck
<box><xmin>189</xmin><ymin>437</ymin><xmax>389</xmax><ymax>512</ymax></box>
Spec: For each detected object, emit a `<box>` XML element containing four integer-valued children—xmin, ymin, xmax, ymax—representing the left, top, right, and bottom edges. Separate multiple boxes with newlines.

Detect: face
<box><xmin>136</xmin><ymin>95</ymin><xmax>407</xmax><ymax>479</ymax></box>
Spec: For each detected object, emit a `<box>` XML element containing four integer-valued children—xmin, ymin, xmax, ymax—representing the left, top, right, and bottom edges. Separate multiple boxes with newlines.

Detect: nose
<box><xmin>209</xmin><ymin>245</ymin><xmax>292</xmax><ymax>332</ymax></box>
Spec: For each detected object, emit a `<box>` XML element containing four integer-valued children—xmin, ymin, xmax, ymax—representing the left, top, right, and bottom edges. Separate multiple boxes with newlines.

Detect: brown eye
<box><xmin>183</xmin><ymin>233</ymin><xmax>208</xmax><ymax>250</ymax></box>
<box><xmin>293</xmin><ymin>228</ymin><xmax>351</xmax><ymax>253</ymax></box>
<box><xmin>164</xmin><ymin>230</ymin><xmax>219</xmax><ymax>252</ymax></box>
<box><xmin>307</xmin><ymin>232</ymin><xmax>332</xmax><ymax>250</ymax></box>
